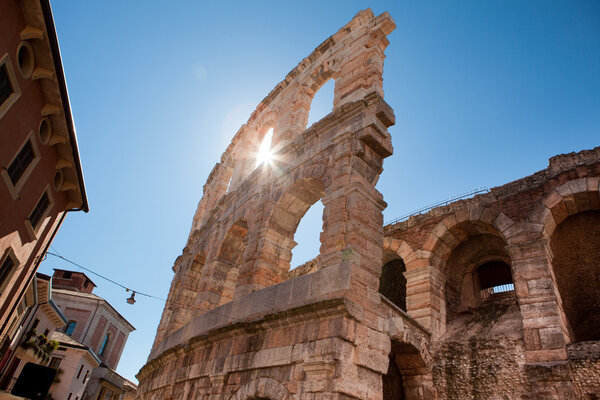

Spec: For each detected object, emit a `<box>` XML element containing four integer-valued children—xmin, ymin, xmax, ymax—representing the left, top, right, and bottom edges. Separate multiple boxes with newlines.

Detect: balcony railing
<box><xmin>20</xmin><ymin>330</ymin><xmax>59</xmax><ymax>364</ymax></box>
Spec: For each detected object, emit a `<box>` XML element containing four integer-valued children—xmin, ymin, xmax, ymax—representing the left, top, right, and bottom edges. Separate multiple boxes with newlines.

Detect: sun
<box><xmin>256</xmin><ymin>128</ymin><xmax>274</xmax><ymax>167</ymax></box>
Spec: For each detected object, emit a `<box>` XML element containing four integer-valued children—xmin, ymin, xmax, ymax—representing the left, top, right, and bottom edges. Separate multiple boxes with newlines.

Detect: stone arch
<box><xmin>533</xmin><ymin>177</ymin><xmax>600</xmax><ymax>342</ymax></box>
<box><xmin>215</xmin><ymin>219</ymin><xmax>249</xmax><ymax>304</ymax></box>
<box><xmin>529</xmin><ymin>177</ymin><xmax>600</xmax><ymax>238</ymax></box>
<box><xmin>384</xmin><ymin>318</ymin><xmax>436</xmax><ymax>400</ymax></box>
<box><xmin>382</xmin><ymin>237</ymin><xmax>414</xmax><ymax>264</ymax></box>
<box><xmin>421</xmin><ymin>206</ymin><xmax>512</xmax><ymax>271</ymax></box>
<box><xmin>229</xmin><ymin>378</ymin><xmax>289</xmax><ymax>400</ymax></box>
<box><xmin>417</xmin><ymin>206</ymin><xmax>516</xmax><ymax>326</ymax></box>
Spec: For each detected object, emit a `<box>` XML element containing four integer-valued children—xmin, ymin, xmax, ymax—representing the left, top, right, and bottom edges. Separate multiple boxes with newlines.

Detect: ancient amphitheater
<box><xmin>136</xmin><ymin>9</ymin><xmax>600</xmax><ymax>400</ymax></box>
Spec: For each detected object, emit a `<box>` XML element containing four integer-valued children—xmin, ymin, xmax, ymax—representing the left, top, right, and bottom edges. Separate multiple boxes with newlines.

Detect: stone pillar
<box><xmin>333</xmin><ymin>13</ymin><xmax>395</xmax><ymax>109</ymax></box>
<box><xmin>404</xmin><ymin>266</ymin><xmax>447</xmax><ymax>338</ymax></box>
<box><xmin>508</xmin><ymin>238</ymin><xmax>569</xmax><ymax>362</ymax></box>
<box><xmin>154</xmin><ymin>252</ymin><xmax>205</xmax><ymax>348</ymax></box>
<box><xmin>194</xmin><ymin>259</ymin><xmax>237</xmax><ymax>311</ymax></box>
<box><xmin>300</xmin><ymin>360</ymin><xmax>336</xmax><ymax>396</ymax></box>
<box><xmin>234</xmin><ymin>229</ymin><xmax>296</xmax><ymax>298</ymax></box>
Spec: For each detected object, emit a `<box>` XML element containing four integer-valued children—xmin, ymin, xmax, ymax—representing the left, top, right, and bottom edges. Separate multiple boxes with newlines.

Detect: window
<box><xmin>29</xmin><ymin>191</ymin><xmax>50</xmax><ymax>229</ymax></box>
<box><xmin>63</xmin><ymin>271</ymin><xmax>72</xmax><ymax>279</ymax></box>
<box><xmin>67</xmin><ymin>394</ymin><xmax>72</xmax><ymax>400</ymax></box>
<box><xmin>7</xmin><ymin>141</ymin><xmax>35</xmax><ymax>185</ymax></box>
<box><xmin>49</xmin><ymin>357</ymin><xmax>62</xmax><ymax>370</ymax></box>
<box><xmin>2</xmin><ymin>133</ymin><xmax>41</xmax><ymax>200</ymax></box>
<box><xmin>83</xmin><ymin>370</ymin><xmax>89</xmax><ymax>382</ymax></box>
<box><xmin>0</xmin><ymin>63</ymin><xmax>12</xmax><ymax>106</ymax></box>
<box><xmin>97</xmin><ymin>387</ymin><xmax>114</xmax><ymax>400</ymax></box>
<box><xmin>0</xmin><ymin>250</ymin><xmax>18</xmax><ymax>296</ymax></box>
<box><xmin>76</xmin><ymin>364</ymin><xmax>84</xmax><ymax>379</ymax></box>
<box><xmin>99</xmin><ymin>333</ymin><xmax>110</xmax><ymax>357</ymax></box>
<box><xmin>65</xmin><ymin>321</ymin><xmax>77</xmax><ymax>336</ymax></box>
<box><xmin>0</xmin><ymin>254</ymin><xmax>15</xmax><ymax>289</ymax></box>
<box><xmin>0</xmin><ymin>54</ymin><xmax>20</xmax><ymax>119</ymax></box>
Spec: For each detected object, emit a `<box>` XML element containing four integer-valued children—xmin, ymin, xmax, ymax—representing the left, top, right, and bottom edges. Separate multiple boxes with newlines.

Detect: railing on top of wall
<box><xmin>384</xmin><ymin>187</ymin><xmax>490</xmax><ymax>226</ymax></box>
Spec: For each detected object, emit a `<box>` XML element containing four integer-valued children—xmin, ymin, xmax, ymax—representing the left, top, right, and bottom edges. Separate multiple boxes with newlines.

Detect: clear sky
<box><xmin>38</xmin><ymin>0</ymin><xmax>600</xmax><ymax>382</ymax></box>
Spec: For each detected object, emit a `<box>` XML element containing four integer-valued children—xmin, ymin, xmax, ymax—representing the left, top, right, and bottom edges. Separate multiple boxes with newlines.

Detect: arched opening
<box><xmin>267</xmin><ymin>177</ymin><xmax>325</xmax><ymax>278</ymax></box>
<box><xmin>550</xmin><ymin>210</ymin><xmax>600</xmax><ymax>342</ymax></box>
<box><xmin>383</xmin><ymin>351</ymin><xmax>405</xmax><ymax>400</ymax></box>
<box><xmin>307</xmin><ymin>79</ymin><xmax>334</xmax><ymax>127</ymax></box>
<box><xmin>289</xmin><ymin>200</ymin><xmax>324</xmax><ymax>270</ymax></box>
<box><xmin>442</xmin><ymin>227</ymin><xmax>513</xmax><ymax>322</ymax></box>
<box><xmin>255</xmin><ymin>128</ymin><xmax>274</xmax><ymax>167</ymax></box>
<box><xmin>379</xmin><ymin>258</ymin><xmax>407</xmax><ymax>312</ymax></box>
<box><xmin>477</xmin><ymin>260</ymin><xmax>514</xmax><ymax>300</ymax></box>
<box><xmin>383</xmin><ymin>341</ymin><xmax>435</xmax><ymax>400</ymax></box>
<box><xmin>217</xmin><ymin>220</ymin><xmax>248</xmax><ymax>304</ymax></box>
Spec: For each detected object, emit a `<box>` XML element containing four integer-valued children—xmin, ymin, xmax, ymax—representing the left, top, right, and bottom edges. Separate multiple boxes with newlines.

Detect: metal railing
<box><xmin>385</xmin><ymin>187</ymin><xmax>489</xmax><ymax>226</ymax></box>
<box><xmin>480</xmin><ymin>283</ymin><xmax>515</xmax><ymax>300</ymax></box>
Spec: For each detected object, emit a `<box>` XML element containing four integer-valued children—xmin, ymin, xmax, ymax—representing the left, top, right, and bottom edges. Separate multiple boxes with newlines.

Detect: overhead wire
<box><xmin>45</xmin><ymin>251</ymin><xmax>239</xmax><ymax>322</ymax></box>
<box><xmin>46</xmin><ymin>251</ymin><xmax>166</xmax><ymax>301</ymax></box>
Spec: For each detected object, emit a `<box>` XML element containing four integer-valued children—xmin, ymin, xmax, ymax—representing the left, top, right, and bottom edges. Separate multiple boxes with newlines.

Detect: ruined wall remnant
<box><xmin>136</xmin><ymin>7</ymin><xmax>600</xmax><ymax>399</ymax></box>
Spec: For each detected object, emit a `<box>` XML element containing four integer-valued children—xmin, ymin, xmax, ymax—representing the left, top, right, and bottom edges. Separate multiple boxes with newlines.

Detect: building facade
<box><xmin>0</xmin><ymin>0</ymin><xmax>88</xmax><ymax>364</ymax></box>
<box><xmin>48</xmin><ymin>331</ymin><xmax>100</xmax><ymax>400</ymax></box>
<box><xmin>136</xmin><ymin>9</ymin><xmax>599</xmax><ymax>400</ymax></box>
<box><xmin>0</xmin><ymin>273</ymin><xmax>66</xmax><ymax>391</ymax></box>
<box><xmin>49</xmin><ymin>269</ymin><xmax>136</xmax><ymax>400</ymax></box>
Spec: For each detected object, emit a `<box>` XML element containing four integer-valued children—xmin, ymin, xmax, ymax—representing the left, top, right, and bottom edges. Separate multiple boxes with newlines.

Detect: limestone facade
<box><xmin>136</xmin><ymin>9</ymin><xmax>600</xmax><ymax>400</ymax></box>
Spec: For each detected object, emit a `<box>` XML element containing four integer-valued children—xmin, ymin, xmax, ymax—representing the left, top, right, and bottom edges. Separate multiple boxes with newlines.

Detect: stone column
<box><xmin>234</xmin><ymin>228</ymin><xmax>296</xmax><ymax>298</ymax></box>
<box><xmin>333</xmin><ymin>14</ymin><xmax>395</xmax><ymax>109</ymax></box>
<box><xmin>508</xmin><ymin>238</ymin><xmax>569</xmax><ymax>362</ymax></box>
<box><xmin>404</xmin><ymin>266</ymin><xmax>447</xmax><ymax>338</ymax></box>
<box><xmin>194</xmin><ymin>259</ymin><xmax>237</xmax><ymax>311</ymax></box>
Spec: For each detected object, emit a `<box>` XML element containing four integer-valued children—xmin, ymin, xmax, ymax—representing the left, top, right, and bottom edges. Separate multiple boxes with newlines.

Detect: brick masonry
<box><xmin>136</xmin><ymin>8</ymin><xmax>600</xmax><ymax>400</ymax></box>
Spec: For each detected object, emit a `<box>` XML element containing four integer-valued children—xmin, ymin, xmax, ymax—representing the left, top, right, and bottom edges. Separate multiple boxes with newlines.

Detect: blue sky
<box><xmin>39</xmin><ymin>1</ymin><xmax>600</xmax><ymax>382</ymax></box>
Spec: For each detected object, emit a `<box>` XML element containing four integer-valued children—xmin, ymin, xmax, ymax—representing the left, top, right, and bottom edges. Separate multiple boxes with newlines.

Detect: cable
<box><xmin>46</xmin><ymin>252</ymin><xmax>166</xmax><ymax>301</ymax></box>
<box><xmin>45</xmin><ymin>251</ymin><xmax>239</xmax><ymax>322</ymax></box>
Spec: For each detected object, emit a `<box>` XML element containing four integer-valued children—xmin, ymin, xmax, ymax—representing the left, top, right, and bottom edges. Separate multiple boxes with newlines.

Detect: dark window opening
<box><xmin>7</xmin><ymin>141</ymin><xmax>34</xmax><ymax>185</ymax></box>
<box><xmin>477</xmin><ymin>261</ymin><xmax>514</xmax><ymax>299</ymax></box>
<box><xmin>76</xmin><ymin>364</ymin><xmax>83</xmax><ymax>379</ymax></box>
<box><xmin>0</xmin><ymin>65</ymin><xmax>12</xmax><ymax>106</ymax></box>
<box><xmin>29</xmin><ymin>192</ymin><xmax>50</xmax><ymax>228</ymax></box>
<box><xmin>49</xmin><ymin>357</ymin><xmax>62</xmax><ymax>370</ymax></box>
<box><xmin>65</xmin><ymin>321</ymin><xmax>76</xmax><ymax>336</ymax></box>
<box><xmin>379</xmin><ymin>259</ymin><xmax>407</xmax><ymax>311</ymax></box>
<box><xmin>99</xmin><ymin>333</ymin><xmax>110</xmax><ymax>357</ymax></box>
<box><xmin>0</xmin><ymin>255</ymin><xmax>15</xmax><ymax>288</ymax></box>
<box><xmin>63</xmin><ymin>271</ymin><xmax>72</xmax><ymax>279</ymax></box>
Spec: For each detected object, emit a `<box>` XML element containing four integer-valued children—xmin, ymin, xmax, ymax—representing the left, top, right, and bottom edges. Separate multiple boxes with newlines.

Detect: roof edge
<box><xmin>39</xmin><ymin>0</ymin><xmax>89</xmax><ymax>212</ymax></box>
